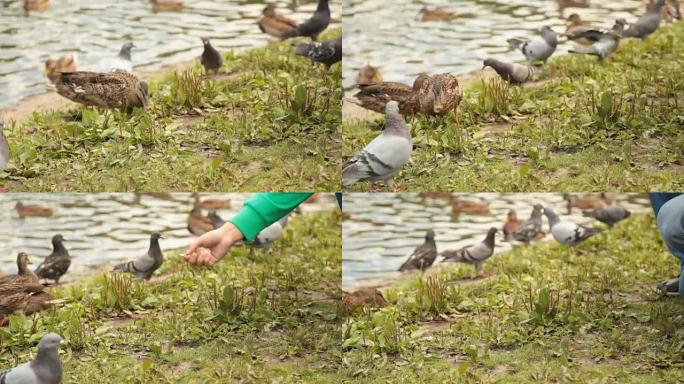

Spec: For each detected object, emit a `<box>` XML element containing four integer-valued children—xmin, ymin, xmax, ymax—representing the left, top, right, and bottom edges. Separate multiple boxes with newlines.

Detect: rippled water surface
<box><xmin>342</xmin><ymin>193</ymin><xmax>651</xmax><ymax>288</ymax></box>
<box><xmin>0</xmin><ymin>0</ymin><xmax>341</xmax><ymax>108</ymax></box>
<box><xmin>0</xmin><ymin>193</ymin><xmax>336</xmax><ymax>281</ymax></box>
<box><xmin>342</xmin><ymin>0</ymin><xmax>646</xmax><ymax>89</ymax></box>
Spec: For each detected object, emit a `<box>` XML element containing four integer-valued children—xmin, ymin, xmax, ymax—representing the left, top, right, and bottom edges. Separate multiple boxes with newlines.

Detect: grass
<box><xmin>1</xmin><ymin>29</ymin><xmax>341</xmax><ymax>192</ymax></box>
<box><xmin>0</xmin><ymin>211</ymin><xmax>342</xmax><ymax>383</ymax></box>
<box><xmin>342</xmin><ymin>213</ymin><xmax>684</xmax><ymax>383</ymax></box>
<box><xmin>343</xmin><ymin>22</ymin><xmax>684</xmax><ymax>192</ymax></box>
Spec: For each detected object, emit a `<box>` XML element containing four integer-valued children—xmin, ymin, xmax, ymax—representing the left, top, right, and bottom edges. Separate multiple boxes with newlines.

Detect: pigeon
<box><xmin>398</xmin><ymin>230</ymin><xmax>437</xmax><ymax>272</ymax></box>
<box><xmin>34</xmin><ymin>234</ymin><xmax>71</xmax><ymax>284</ymax></box>
<box><xmin>0</xmin><ymin>333</ymin><xmax>63</xmax><ymax>384</ymax></box>
<box><xmin>544</xmin><ymin>207</ymin><xmax>600</xmax><ymax>248</ymax></box>
<box><xmin>249</xmin><ymin>215</ymin><xmax>290</xmax><ymax>253</ymax></box>
<box><xmin>503</xmin><ymin>209</ymin><xmax>521</xmax><ymax>242</ymax></box>
<box><xmin>342</xmin><ymin>101</ymin><xmax>412</xmax><ymax>190</ymax></box>
<box><xmin>207</xmin><ymin>211</ymin><xmax>226</xmax><ymax>229</ymax></box>
<box><xmin>187</xmin><ymin>203</ymin><xmax>214</xmax><ymax>236</ymax></box>
<box><xmin>482</xmin><ymin>58</ymin><xmax>540</xmax><ymax>85</ymax></box>
<box><xmin>624</xmin><ymin>0</ymin><xmax>666</xmax><ymax>39</ymax></box>
<box><xmin>583</xmin><ymin>205</ymin><xmax>631</xmax><ymax>228</ymax></box>
<box><xmin>0</xmin><ymin>121</ymin><xmax>9</xmax><ymax>176</ymax></box>
<box><xmin>200</xmin><ymin>38</ymin><xmax>223</xmax><ymax>75</ymax></box>
<box><xmin>507</xmin><ymin>26</ymin><xmax>558</xmax><ymax>65</ymax></box>
<box><xmin>258</xmin><ymin>5</ymin><xmax>297</xmax><ymax>39</ymax></box>
<box><xmin>56</xmin><ymin>71</ymin><xmax>149</xmax><ymax>111</ymax></box>
<box><xmin>442</xmin><ymin>227</ymin><xmax>498</xmax><ymax>276</ymax></box>
<box><xmin>294</xmin><ymin>37</ymin><xmax>342</xmax><ymax>69</ymax></box>
<box><xmin>569</xmin><ymin>19</ymin><xmax>626</xmax><ymax>60</ymax></box>
<box><xmin>512</xmin><ymin>204</ymin><xmax>544</xmax><ymax>243</ymax></box>
<box><xmin>99</xmin><ymin>42</ymin><xmax>135</xmax><ymax>73</ymax></box>
<box><xmin>112</xmin><ymin>233</ymin><xmax>164</xmax><ymax>280</ymax></box>
<box><xmin>0</xmin><ymin>253</ymin><xmax>39</xmax><ymax>286</ymax></box>
<box><xmin>282</xmin><ymin>0</ymin><xmax>330</xmax><ymax>41</ymax></box>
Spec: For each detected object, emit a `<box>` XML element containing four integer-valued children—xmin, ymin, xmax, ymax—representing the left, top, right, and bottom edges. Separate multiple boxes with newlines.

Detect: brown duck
<box><xmin>24</xmin><ymin>0</ymin><xmax>50</xmax><ymax>11</ymax></box>
<box><xmin>451</xmin><ymin>199</ymin><xmax>490</xmax><ymax>215</ymax></box>
<box><xmin>565</xmin><ymin>14</ymin><xmax>595</xmax><ymax>46</ymax></box>
<box><xmin>15</xmin><ymin>202</ymin><xmax>55</xmax><ymax>218</ymax></box>
<box><xmin>35</xmin><ymin>234</ymin><xmax>71</xmax><ymax>284</ymax></box>
<box><xmin>354</xmin><ymin>77</ymin><xmax>425</xmax><ymax>115</ymax></box>
<box><xmin>0</xmin><ymin>252</ymin><xmax>39</xmax><ymax>286</ymax></box>
<box><xmin>503</xmin><ymin>209</ymin><xmax>522</xmax><ymax>242</ymax></box>
<box><xmin>0</xmin><ymin>289</ymin><xmax>53</xmax><ymax>325</ymax></box>
<box><xmin>258</xmin><ymin>5</ymin><xmax>297</xmax><ymax>39</ymax></box>
<box><xmin>419</xmin><ymin>7</ymin><xmax>458</xmax><ymax>22</ymax></box>
<box><xmin>342</xmin><ymin>288</ymin><xmax>390</xmax><ymax>316</ymax></box>
<box><xmin>187</xmin><ymin>203</ymin><xmax>214</xmax><ymax>236</ymax></box>
<box><xmin>150</xmin><ymin>0</ymin><xmax>183</xmax><ymax>12</ymax></box>
<box><xmin>44</xmin><ymin>54</ymin><xmax>78</xmax><ymax>84</ymax></box>
<box><xmin>56</xmin><ymin>71</ymin><xmax>149</xmax><ymax>111</ymax></box>
<box><xmin>192</xmin><ymin>192</ymin><xmax>231</xmax><ymax>210</ymax></box>
<box><xmin>563</xmin><ymin>193</ymin><xmax>613</xmax><ymax>214</ymax></box>
<box><xmin>356</xmin><ymin>64</ymin><xmax>383</xmax><ymax>85</ymax></box>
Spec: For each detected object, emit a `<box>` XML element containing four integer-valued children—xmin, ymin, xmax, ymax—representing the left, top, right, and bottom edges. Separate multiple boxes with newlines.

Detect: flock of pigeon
<box><xmin>397</xmin><ymin>194</ymin><xmax>632</xmax><ymax>276</ymax></box>
<box><xmin>343</xmin><ymin>0</ymin><xmax>680</xmax><ymax>190</ymax></box>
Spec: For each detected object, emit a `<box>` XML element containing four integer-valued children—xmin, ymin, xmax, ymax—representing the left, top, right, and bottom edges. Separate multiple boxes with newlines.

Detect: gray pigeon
<box><xmin>283</xmin><ymin>0</ymin><xmax>330</xmax><ymax>41</ymax></box>
<box><xmin>482</xmin><ymin>58</ymin><xmax>540</xmax><ymax>85</ymax></box>
<box><xmin>342</xmin><ymin>101</ymin><xmax>412</xmax><ymax>189</ymax></box>
<box><xmin>569</xmin><ymin>19</ymin><xmax>626</xmax><ymax>60</ymax></box>
<box><xmin>0</xmin><ymin>121</ymin><xmax>9</xmax><ymax>174</ymax></box>
<box><xmin>398</xmin><ymin>230</ymin><xmax>437</xmax><ymax>272</ymax></box>
<box><xmin>250</xmin><ymin>215</ymin><xmax>290</xmax><ymax>253</ymax></box>
<box><xmin>100</xmin><ymin>42</ymin><xmax>134</xmax><ymax>72</ymax></box>
<box><xmin>34</xmin><ymin>235</ymin><xmax>71</xmax><ymax>284</ymax></box>
<box><xmin>207</xmin><ymin>211</ymin><xmax>226</xmax><ymax>229</ymax></box>
<box><xmin>441</xmin><ymin>227</ymin><xmax>497</xmax><ymax>276</ymax></box>
<box><xmin>0</xmin><ymin>333</ymin><xmax>63</xmax><ymax>384</ymax></box>
<box><xmin>624</xmin><ymin>0</ymin><xmax>666</xmax><ymax>39</ymax></box>
<box><xmin>294</xmin><ymin>37</ymin><xmax>342</xmax><ymax>69</ymax></box>
<box><xmin>512</xmin><ymin>204</ymin><xmax>544</xmax><ymax>243</ymax></box>
<box><xmin>200</xmin><ymin>38</ymin><xmax>223</xmax><ymax>75</ymax></box>
<box><xmin>112</xmin><ymin>233</ymin><xmax>164</xmax><ymax>280</ymax></box>
<box><xmin>507</xmin><ymin>26</ymin><xmax>558</xmax><ymax>65</ymax></box>
<box><xmin>545</xmin><ymin>207</ymin><xmax>600</xmax><ymax>248</ymax></box>
<box><xmin>583</xmin><ymin>205</ymin><xmax>631</xmax><ymax>228</ymax></box>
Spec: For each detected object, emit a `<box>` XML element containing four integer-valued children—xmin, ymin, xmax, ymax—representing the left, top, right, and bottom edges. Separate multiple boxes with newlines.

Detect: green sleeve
<box><xmin>230</xmin><ymin>193</ymin><xmax>313</xmax><ymax>241</ymax></box>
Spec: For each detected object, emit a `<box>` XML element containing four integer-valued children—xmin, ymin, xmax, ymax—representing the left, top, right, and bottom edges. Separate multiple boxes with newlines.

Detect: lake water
<box><xmin>0</xmin><ymin>192</ymin><xmax>337</xmax><ymax>281</ymax></box>
<box><xmin>0</xmin><ymin>0</ymin><xmax>341</xmax><ymax>108</ymax></box>
<box><xmin>342</xmin><ymin>193</ymin><xmax>651</xmax><ymax>288</ymax></box>
<box><xmin>342</xmin><ymin>0</ymin><xmax>647</xmax><ymax>90</ymax></box>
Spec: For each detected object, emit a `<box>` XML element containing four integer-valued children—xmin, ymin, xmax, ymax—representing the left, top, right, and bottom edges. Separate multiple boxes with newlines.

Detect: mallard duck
<box><xmin>0</xmin><ymin>290</ymin><xmax>53</xmax><ymax>323</ymax></box>
<box><xmin>419</xmin><ymin>7</ymin><xmax>458</xmax><ymax>22</ymax></box>
<box><xmin>23</xmin><ymin>0</ymin><xmax>50</xmax><ymax>11</ymax></box>
<box><xmin>187</xmin><ymin>203</ymin><xmax>214</xmax><ymax>236</ymax></box>
<box><xmin>56</xmin><ymin>71</ymin><xmax>149</xmax><ymax>111</ymax></box>
<box><xmin>356</xmin><ymin>64</ymin><xmax>383</xmax><ymax>85</ymax></box>
<box><xmin>503</xmin><ymin>209</ymin><xmax>522</xmax><ymax>242</ymax></box>
<box><xmin>44</xmin><ymin>54</ymin><xmax>78</xmax><ymax>84</ymax></box>
<box><xmin>150</xmin><ymin>0</ymin><xmax>183</xmax><ymax>12</ymax></box>
<box><xmin>35</xmin><ymin>234</ymin><xmax>71</xmax><ymax>284</ymax></box>
<box><xmin>192</xmin><ymin>192</ymin><xmax>231</xmax><ymax>210</ymax></box>
<box><xmin>451</xmin><ymin>199</ymin><xmax>490</xmax><ymax>215</ymax></box>
<box><xmin>0</xmin><ymin>253</ymin><xmax>39</xmax><ymax>286</ymax></box>
<box><xmin>258</xmin><ymin>4</ymin><xmax>297</xmax><ymax>39</ymax></box>
<box><xmin>15</xmin><ymin>202</ymin><xmax>54</xmax><ymax>218</ymax></box>
<box><xmin>563</xmin><ymin>193</ymin><xmax>612</xmax><ymax>214</ymax></box>
<box><xmin>556</xmin><ymin>0</ymin><xmax>590</xmax><ymax>8</ymax></box>
<box><xmin>418</xmin><ymin>192</ymin><xmax>453</xmax><ymax>202</ymax></box>
<box><xmin>417</xmin><ymin>73</ymin><xmax>463</xmax><ymax>117</ymax></box>
<box><xmin>565</xmin><ymin>14</ymin><xmax>595</xmax><ymax>45</ymax></box>
<box><xmin>668</xmin><ymin>0</ymin><xmax>682</xmax><ymax>20</ymax></box>
<box><xmin>354</xmin><ymin>77</ymin><xmax>425</xmax><ymax>115</ymax></box>
<box><xmin>342</xmin><ymin>288</ymin><xmax>390</xmax><ymax>316</ymax></box>
<box><xmin>650</xmin><ymin>0</ymin><xmax>682</xmax><ymax>22</ymax></box>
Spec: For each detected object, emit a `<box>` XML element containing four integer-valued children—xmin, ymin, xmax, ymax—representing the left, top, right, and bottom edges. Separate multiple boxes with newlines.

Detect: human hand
<box><xmin>184</xmin><ymin>222</ymin><xmax>245</xmax><ymax>266</ymax></box>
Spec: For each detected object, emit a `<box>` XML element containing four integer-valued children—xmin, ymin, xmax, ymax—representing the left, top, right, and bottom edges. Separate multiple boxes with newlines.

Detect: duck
<box><xmin>556</xmin><ymin>0</ymin><xmax>590</xmax><ymax>8</ymax></box>
<box><xmin>502</xmin><ymin>209</ymin><xmax>522</xmax><ymax>242</ymax></box>
<box><xmin>650</xmin><ymin>0</ymin><xmax>682</xmax><ymax>22</ymax></box>
<box><xmin>354</xmin><ymin>77</ymin><xmax>424</xmax><ymax>115</ymax></box>
<box><xmin>419</xmin><ymin>7</ymin><xmax>458</xmax><ymax>22</ymax></box>
<box><xmin>451</xmin><ymin>199</ymin><xmax>490</xmax><ymax>215</ymax></box>
<box><xmin>23</xmin><ymin>0</ymin><xmax>50</xmax><ymax>11</ymax></box>
<box><xmin>15</xmin><ymin>202</ymin><xmax>54</xmax><ymax>218</ymax></box>
<box><xmin>417</xmin><ymin>192</ymin><xmax>453</xmax><ymax>203</ymax></box>
<box><xmin>258</xmin><ymin>5</ymin><xmax>297</xmax><ymax>39</ymax></box>
<box><xmin>356</xmin><ymin>64</ymin><xmax>383</xmax><ymax>85</ymax></box>
<box><xmin>34</xmin><ymin>234</ymin><xmax>71</xmax><ymax>284</ymax></box>
<box><xmin>150</xmin><ymin>0</ymin><xmax>183</xmax><ymax>12</ymax></box>
<box><xmin>56</xmin><ymin>71</ymin><xmax>149</xmax><ymax>111</ymax></box>
<box><xmin>0</xmin><ymin>289</ymin><xmax>53</xmax><ymax>325</ymax></box>
<box><xmin>187</xmin><ymin>202</ymin><xmax>214</xmax><ymax>236</ymax></box>
<box><xmin>342</xmin><ymin>288</ymin><xmax>390</xmax><ymax>316</ymax></box>
<box><xmin>565</xmin><ymin>14</ymin><xmax>595</xmax><ymax>45</ymax></box>
<box><xmin>0</xmin><ymin>253</ymin><xmax>39</xmax><ymax>286</ymax></box>
<box><xmin>563</xmin><ymin>193</ymin><xmax>612</xmax><ymax>214</ymax></box>
<box><xmin>192</xmin><ymin>192</ymin><xmax>231</xmax><ymax>210</ymax></box>
<box><xmin>44</xmin><ymin>54</ymin><xmax>78</xmax><ymax>84</ymax></box>
<box><xmin>417</xmin><ymin>73</ymin><xmax>463</xmax><ymax>119</ymax></box>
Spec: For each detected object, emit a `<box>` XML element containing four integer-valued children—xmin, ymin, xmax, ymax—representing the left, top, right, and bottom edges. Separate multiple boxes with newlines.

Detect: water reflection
<box><xmin>0</xmin><ymin>0</ymin><xmax>341</xmax><ymax>108</ymax></box>
<box><xmin>342</xmin><ymin>0</ymin><xmax>643</xmax><ymax>89</ymax></box>
<box><xmin>0</xmin><ymin>193</ymin><xmax>336</xmax><ymax>281</ymax></box>
<box><xmin>342</xmin><ymin>193</ymin><xmax>651</xmax><ymax>288</ymax></box>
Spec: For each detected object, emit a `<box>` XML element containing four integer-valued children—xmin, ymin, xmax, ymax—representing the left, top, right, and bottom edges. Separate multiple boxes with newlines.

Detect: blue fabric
<box><xmin>649</xmin><ymin>193</ymin><xmax>684</xmax><ymax>297</ymax></box>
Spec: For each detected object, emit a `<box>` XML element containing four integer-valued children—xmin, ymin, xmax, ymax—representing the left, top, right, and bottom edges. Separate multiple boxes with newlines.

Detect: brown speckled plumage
<box><xmin>56</xmin><ymin>71</ymin><xmax>149</xmax><ymax>110</ymax></box>
<box><xmin>258</xmin><ymin>5</ymin><xmax>297</xmax><ymax>39</ymax></box>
